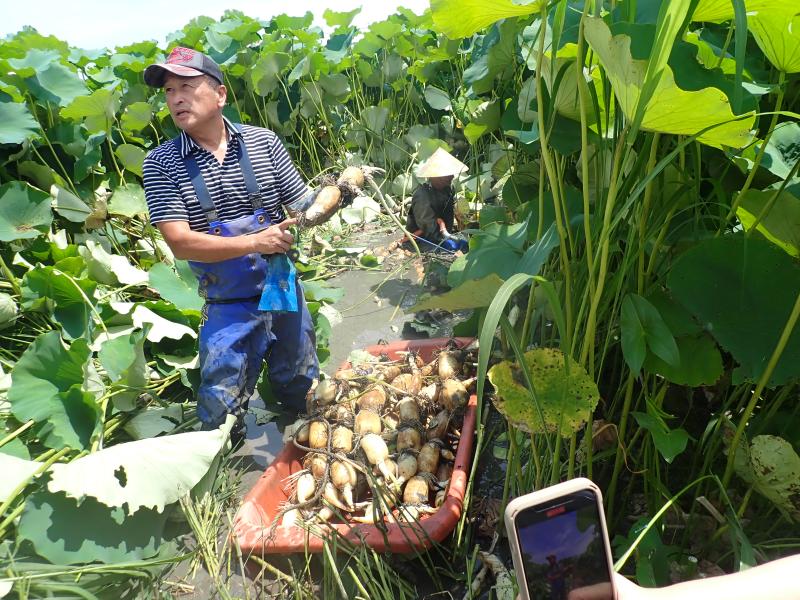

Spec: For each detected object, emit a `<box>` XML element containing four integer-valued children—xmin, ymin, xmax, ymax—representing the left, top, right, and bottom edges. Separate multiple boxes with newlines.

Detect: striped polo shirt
<box><xmin>142</xmin><ymin>118</ymin><xmax>308</xmax><ymax>232</ymax></box>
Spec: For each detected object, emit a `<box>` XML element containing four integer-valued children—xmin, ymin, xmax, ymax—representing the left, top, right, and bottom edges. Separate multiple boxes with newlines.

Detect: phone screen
<box><xmin>514</xmin><ymin>491</ymin><xmax>614</xmax><ymax>600</ymax></box>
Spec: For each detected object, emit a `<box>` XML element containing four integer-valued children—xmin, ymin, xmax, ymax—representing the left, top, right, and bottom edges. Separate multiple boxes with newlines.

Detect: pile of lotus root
<box><xmin>279</xmin><ymin>341</ymin><xmax>478</xmax><ymax>527</ymax></box>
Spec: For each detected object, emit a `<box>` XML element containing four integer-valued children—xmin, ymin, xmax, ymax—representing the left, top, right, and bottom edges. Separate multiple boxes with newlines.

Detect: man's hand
<box><xmin>251</xmin><ymin>218</ymin><xmax>297</xmax><ymax>254</ymax></box>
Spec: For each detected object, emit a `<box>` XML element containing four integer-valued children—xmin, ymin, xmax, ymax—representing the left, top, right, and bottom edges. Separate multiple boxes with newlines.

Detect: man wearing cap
<box><xmin>406</xmin><ymin>148</ymin><xmax>469</xmax><ymax>252</ymax></box>
<box><xmin>141</xmin><ymin>47</ymin><xmax>319</xmax><ymax>443</ymax></box>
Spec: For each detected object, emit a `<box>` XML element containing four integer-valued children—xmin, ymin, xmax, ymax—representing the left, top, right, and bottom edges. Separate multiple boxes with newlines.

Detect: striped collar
<box><xmin>176</xmin><ymin>116</ymin><xmax>242</xmax><ymax>159</ymax></box>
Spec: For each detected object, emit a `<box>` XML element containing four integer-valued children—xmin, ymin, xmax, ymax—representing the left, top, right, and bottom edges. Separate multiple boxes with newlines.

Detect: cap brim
<box><xmin>144</xmin><ymin>64</ymin><xmax>206</xmax><ymax>87</ymax></box>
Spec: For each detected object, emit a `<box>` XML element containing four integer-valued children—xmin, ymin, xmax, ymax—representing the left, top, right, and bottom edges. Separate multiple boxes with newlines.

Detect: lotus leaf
<box><xmin>0</xmin><ymin>293</ymin><xmax>18</xmax><ymax>330</ymax></box>
<box><xmin>115</xmin><ymin>144</ymin><xmax>146</xmax><ymax>177</ymax></box>
<box><xmin>0</xmin><ymin>454</ymin><xmax>41</xmax><ymax>502</ymax></box>
<box><xmin>736</xmin><ymin>188</ymin><xmax>800</xmax><ymax>257</ymax></box>
<box><xmin>488</xmin><ymin>348</ymin><xmax>600</xmax><ymax>436</ymax></box>
<box><xmin>750</xmin><ymin>12</ymin><xmax>800</xmax><ymax>73</ymax></box>
<box><xmin>431</xmin><ymin>0</ymin><xmax>545</xmax><ymax>39</ymax></box>
<box><xmin>148</xmin><ymin>260</ymin><xmax>203</xmax><ymax>311</ymax></box>
<box><xmin>98</xmin><ymin>330</ymin><xmax>148</xmax><ymax>411</ymax></box>
<box><xmin>124</xmin><ymin>405</ymin><xmax>183</xmax><ymax>440</ymax></box>
<box><xmin>26</xmin><ymin>62</ymin><xmax>87</xmax><ymax>107</ymax></box>
<box><xmin>411</xmin><ymin>274</ymin><xmax>506</xmax><ymax>312</ymax></box>
<box><xmin>733</xmin><ymin>434</ymin><xmax>800</xmax><ymax>521</ymax></box>
<box><xmin>8</xmin><ymin>332</ymin><xmax>99</xmax><ymax>450</ymax></box>
<box><xmin>361</xmin><ymin>105</ymin><xmax>389</xmax><ymax>134</ymax></box>
<box><xmin>0</xmin><ymin>181</ymin><xmax>53</xmax><ymax>242</ymax></box>
<box><xmin>0</xmin><ymin>101</ymin><xmax>39</xmax><ymax>144</ymax></box>
<box><xmin>692</xmin><ymin>0</ymin><xmax>797</xmax><ymax>23</ymax></box>
<box><xmin>667</xmin><ymin>235</ymin><xmax>800</xmax><ymax>386</ymax></box>
<box><xmin>120</xmin><ymin>101</ymin><xmax>153</xmax><ymax>133</ymax></box>
<box><xmin>583</xmin><ymin>17</ymin><xmax>754</xmax><ymax>148</ymax></box>
<box><xmin>21</xmin><ymin>266</ymin><xmax>97</xmax><ymax>339</ymax></box>
<box><xmin>60</xmin><ymin>88</ymin><xmax>120</xmax><ymax>134</ymax></box>
<box><xmin>78</xmin><ymin>239</ymin><xmax>149</xmax><ymax>287</ymax></box>
<box><xmin>107</xmin><ymin>183</ymin><xmax>147</xmax><ymax>218</ymax></box>
<box><xmin>18</xmin><ymin>490</ymin><xmax>171</xmax><ymax>565</ymax></box>
<box><xmin>50</xmin><ymin>185</ymin><xmax>91</xmax><ymax>223</ymax></box>
<box><xmin>47</xmin><ymin>418</ymin><xmax>232</xmax><ymax>513</ymax></box>
<box><xmin>424</xmin><ymin>86</ymin><xmax>451</xmax><ymax>111</ymax></box>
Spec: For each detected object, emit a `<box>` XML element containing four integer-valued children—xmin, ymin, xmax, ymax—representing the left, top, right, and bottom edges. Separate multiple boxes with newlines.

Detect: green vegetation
<box><xmin>1</xmin><ymin>0</ymin><xmax>799</xmax><ymax>597</ymax></box>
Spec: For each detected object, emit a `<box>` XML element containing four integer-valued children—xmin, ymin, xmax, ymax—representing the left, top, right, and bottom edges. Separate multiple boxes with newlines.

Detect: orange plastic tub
<box><xmin>234</xmin><ymin>337</ymin><xmax>477</xmax><ymax>555</ymax></box>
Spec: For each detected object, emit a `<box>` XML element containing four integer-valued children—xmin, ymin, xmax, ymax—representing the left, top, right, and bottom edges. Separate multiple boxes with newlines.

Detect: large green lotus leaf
<box><xmin>0</xmin><ymin>182</ymin><xmax>53</xmax><ymax>242</ymax></box>
<box><xmin>430</xmin><ymin>0</ymin><xmax>544</xmax><ymax>39</ymax></box>
<box><xmin>98</xmin><ymin>330</ymin><xmax>148</xmax><ymax>411</ymax></box>
<box><xmin>692</xmin><ymin>0</ymin><xmax>797</xmax><ymax>23</ymax></box>
<box><xmin>465</xmin><ymin>100</ymin><xmax>502</xmax><ymax>144</ymax></box>
<box><xmin>319</xmin><ymin>73</ymin><xmax>351</xmax><ymax>100</ymax></box>
<box><xmin>733</xmin><ymin>435</ymin><xmax>800</xmax><ymax>521</ymax></box>
<box><xmin>643</xmin><ymin>333</ymin><xmax>723</xmax><ymax>386</ymax></box>
<box><xmin>0</xmin><ymin>454</ymin><xmax>41</xmax><ymax>502</ymax></box>
<box><xmin>7</xmin><ymin>49</ymin><xmax>61</xmax><ymax>76</ymax></box>
<box><xmin>737</xmin><ymin>188</ymin><xmax>800</xmax><ymax>257</ymax></box>
<box><xmin>0</xmin><ymin>102</ymin><xmax>39</xmax><ymax>144</ymax></box>
<box><xmin>120</xmin><ymin>101</ymin><xmax>152</xmax><ymax>133</ymax></box>
<box><xmin>60</xmin><ymin>88</ymin><xmax>120</xmax><ymax>134</ymax></box>
<box><xmin>8</xmin><ymin>332</ymin><xmax>99</xmax><ymax>450</ymax></box>
<box><xmin>323</xmin><ymin>7</ymin><xmax>360</xmax><ymax>29</ymax></box>
<box><xmin>147</xmin><ymin>260</ymin><xmax>203</xmax><ymax>312</ymax></box>
<box><xmin>251</xmin><ymin>52</ymin><xmax>290</xmax><ymax>96</ymax></box>
<box><xmin>738</xmin><ymin>121</ymin><xmax>800</xmax><ymax>181</ymax></box>
<box><xmin>26</xmin><ymin>63</ymin><xmax>87</xmax><ymax>107</ymax></box>
<box><xmin>749</xmin><ymin>13</ymin><xmax>800</xmax><ymax>73</ymax></box>
<box><xmin>644</xmin><ymin>289</ymin><xmax>703</xmax><ymax>337</ymax></box>
<box><xmin>0</xmin><ymin>293</ymin><xmax>18</xmax><ymax>330</ymax></box>
<box><xmin>107</xmin><ymin>183</ymin><xmax>147</xmax><ymax>218</ymax></box>
<box><xmin>488</xmin><ymin>348</ymin><xmax>600</xmax><ymax>436</ymax></box>
<box><xmin>78</xmin><ymin>239</ymin><xmax>149</xmax><ymax>286</ymax></box>
<box><xmin>124</xmin><ymin>404</ymin><xmax>183</xmax><ymax>440</ymax></box>
<box><xmin>48</xmin><ymin>419</ymin><xmax>232</xmax><ymax>513</ymax></box>
<box><xmin>620</xmin><ymin>294</ymin><xmax>679</xmax><ymax>374</ymax></box>
<box><xmin>115</xmin><ymin>144</ymin><xmax>145</xmax><ymax>177</ymax></box>
<box><xmin>21</xmin><ymin>267</ymin><xmax>97</xmax><ymax>340</ymax></box>
<box><xmin>583</xmin><ymin>17</ymin><xmax>754</xmax><ymax>148</ymax></box>
<box><xmin>667</xmin><ymin>235</ymin><xmax>800</xmax><ymax>386</ymax></box>
<box><xmin>50</xmin><ymin>185</ymin><xmax>92</xmax><ymax>223</ymax></box>
<box><xmin>17</xmin><ymin>490</ymin><xmax>171</xmax><ymax>565</ymax></box>
<box><xmin>424</xmin><ymin>86</ymin><xmax>451</xmax><ymax>111</ymax></box>
<box><xmin>412</xmin><ymin>274</ymin><xmax>506</xmax><ymax>312</ymax></box>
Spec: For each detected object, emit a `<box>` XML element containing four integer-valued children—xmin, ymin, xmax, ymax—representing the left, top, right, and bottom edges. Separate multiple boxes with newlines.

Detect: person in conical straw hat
<box><xmin>405</xmin><ymin>148</ymin><xmax>469</xmax><ymax>252</ymax></box>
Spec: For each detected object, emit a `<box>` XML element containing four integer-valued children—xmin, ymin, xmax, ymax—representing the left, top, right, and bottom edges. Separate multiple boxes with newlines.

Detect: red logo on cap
<box><xmin>167</xmin><ymin>47</ymin><xmax>196</xmax><ymax>64</ymax></box>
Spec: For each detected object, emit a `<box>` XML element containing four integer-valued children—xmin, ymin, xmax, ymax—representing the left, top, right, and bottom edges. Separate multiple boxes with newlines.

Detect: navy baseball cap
<box><xmin>144</xmin><ymin>47</ymin><xmax>223</xmax><ymax>87</ymax></box>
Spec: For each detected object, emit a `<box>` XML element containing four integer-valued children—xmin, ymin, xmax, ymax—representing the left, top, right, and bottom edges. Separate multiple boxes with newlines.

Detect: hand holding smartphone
<box><xmin>505</xmin><ymin>478</ymin><xmax>617</xmax><ymax>600</ymax></box>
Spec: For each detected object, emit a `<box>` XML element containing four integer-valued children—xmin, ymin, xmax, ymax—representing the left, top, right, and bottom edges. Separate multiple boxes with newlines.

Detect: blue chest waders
<box><xmin>176</xmin><ymin>128</ymin><xmax>318</xmax><ymax>427</ymax></box>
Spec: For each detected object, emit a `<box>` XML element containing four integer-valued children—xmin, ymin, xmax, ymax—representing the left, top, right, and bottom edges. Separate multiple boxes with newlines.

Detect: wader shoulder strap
<box><xmin>232</xmin><ymin>123</ymin><xmax>263</xmax><ymax>211</ymax></box>
<box><xmin>173</xmin><ymin>137</ymin><xmax>218</xmax><ymax>223</ymax></box>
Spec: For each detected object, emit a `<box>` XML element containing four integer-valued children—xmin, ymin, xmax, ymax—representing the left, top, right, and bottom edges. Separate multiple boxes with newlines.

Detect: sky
<box><xmin>2</xmin><ymin>0</ymin><xmax>431</xmax><ymax>49</ymax></box>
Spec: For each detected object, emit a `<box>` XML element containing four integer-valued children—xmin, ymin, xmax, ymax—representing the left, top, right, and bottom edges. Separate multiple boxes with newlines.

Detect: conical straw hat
<box><xmin>416</xmin><ymin>148</ymin><xmax>468</xmax><ymax>178</ymax></box>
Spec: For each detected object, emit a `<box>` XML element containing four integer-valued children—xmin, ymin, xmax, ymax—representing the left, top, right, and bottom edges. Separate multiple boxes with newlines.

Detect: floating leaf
<box><xmin>0</xmin><ymin>102</ymin><xmax>39</xmax><ymax>144</ymax></box>
<box><xmin>620</xmin><ymin>294</ymin><xmax>680</xmax><ymax>374</ymax></box>
<box><xmin>0</xmin><ymin>181</ymin><xmax>53</xmax><ymax>242</ymax></box>
<box><xmin>431</xmin><ymin>0</ymin><xmax>545</xmax><ymax>39</ymax></box>
<box><xmin>148</xmin><ymin>260</ymin><xmax>203</xmax><ymax>311</ymax></box>
<box><xmin>8</xmin><ymin>332</ymin><xmax>99</xmax><ymax>450</ymax></box>
<box><xmin>18</xmin><ymin>490</ymin><xmax>171</xmax><ymax>565</ymax></box>
<box><xmin>583</xmin><ymin>17</ymin><xmax>754</xmax><ymax>148</ymax></box>
<box><xmin>737</xmin><ymin>188</ymin><xmax>800</xmax><ymax>257</ymax></box>
<box><xmin>668</xmin><ymin>235</ymin><xmax>800</xmax><ymax>386</ymax></box>
<box><xmin>411</xmin><ymin>274</ymin><xmax>506</xmax><ymax>312</ymax></box>
<box><xmin>47</xmin><ymin>420</ymin><xmax>231</xmax><ymax>513</ymax></box>
<box><xmin>0</xmin><ymin>454</ymin><xmax>41</xmax><ymax>502</ymax></box>
<box><xmin>488</xmin><ymin>348</ymin><xmax>600</xmax><ymax>436</ymax></box>
<box><xmin>643</xmin><ymin>334</ymin><xmax>723</xmax><ymax>387</ymax></box>
<box><xmin>733</xmin><ymin>434</ymin><xmax>800</xmax><ymax>521</ymax></box>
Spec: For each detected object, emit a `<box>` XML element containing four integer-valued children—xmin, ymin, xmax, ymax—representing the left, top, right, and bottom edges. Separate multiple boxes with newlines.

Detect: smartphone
<box><xmin>504</xmin><ymin>478</ymin><xmax>617</xmax><ymax>600</ymax></box>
